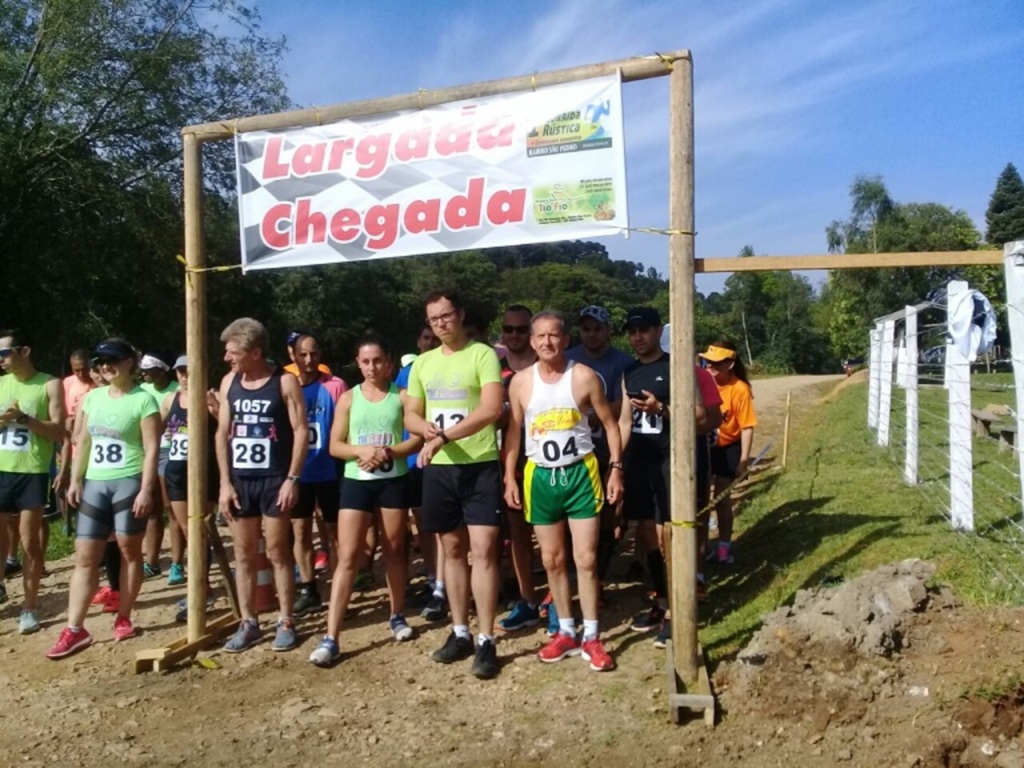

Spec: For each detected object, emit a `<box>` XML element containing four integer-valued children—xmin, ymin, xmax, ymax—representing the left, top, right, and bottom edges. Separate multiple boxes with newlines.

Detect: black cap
<box><xmin>91</xmin><ymin>340</ymin><xmax>135</xmax><ymax>361</ymax></box>
<box><xmin>623</xmin><ymin>306</ymin><xmax>661</xmax><ymax>330</ymax></box>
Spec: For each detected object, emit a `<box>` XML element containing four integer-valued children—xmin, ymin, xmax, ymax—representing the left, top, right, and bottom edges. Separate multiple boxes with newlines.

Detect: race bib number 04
<box><xmin>232</xmin><ymin>437</ymin><xmax>271</xmax><ymax>470</ymax></box>
<box><xmin>91</xmin><ymin>437</ymin><xmax>127</xmax><ymax>469</ymax></box>
<box><xmin>0</xmin><ymin>426</ymin><xmax>30</xmax><ymax>452</ymax></box>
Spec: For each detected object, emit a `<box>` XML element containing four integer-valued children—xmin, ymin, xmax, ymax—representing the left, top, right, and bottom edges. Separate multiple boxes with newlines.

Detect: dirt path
<box><xmin>10</xmin><ymin>373</ymin><xmax>979</xmax><ymax>768</ymax></box>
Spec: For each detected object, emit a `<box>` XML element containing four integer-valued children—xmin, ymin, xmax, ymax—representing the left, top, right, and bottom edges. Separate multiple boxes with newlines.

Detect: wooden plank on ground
<box><xmin>134</xmin><ymin>613</ymin><xmax>238</xmax><ymax>674</ymax></box>
<box><xmin>665</xmin><ymin>639</ymin><xmax>716</xmax><ymax>727</ymax></box>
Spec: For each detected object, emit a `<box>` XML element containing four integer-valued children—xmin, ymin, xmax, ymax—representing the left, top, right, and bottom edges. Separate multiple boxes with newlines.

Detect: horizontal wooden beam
<box><xmin>184</xmin><ymin>50</ymin><xmax>689</xmax><ymax>142</ymax></box>
<box><xmin>696</xmin><ymin>250</ymin><xmax>1002</xmax><ymax>273</ymax></box>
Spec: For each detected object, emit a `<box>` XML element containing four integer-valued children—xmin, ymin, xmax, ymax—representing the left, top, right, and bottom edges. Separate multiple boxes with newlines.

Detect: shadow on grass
<box><xmin>701</xmin><ymin>494</ymin><xmax>901</xmax><ymax>665</ymax></box>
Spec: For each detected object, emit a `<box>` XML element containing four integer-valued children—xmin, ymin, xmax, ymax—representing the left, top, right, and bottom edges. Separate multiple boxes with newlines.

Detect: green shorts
<box><xmin>523</xmin><ymin>453</ymin><xmax>604</xmax><ymax>526</ymax></box>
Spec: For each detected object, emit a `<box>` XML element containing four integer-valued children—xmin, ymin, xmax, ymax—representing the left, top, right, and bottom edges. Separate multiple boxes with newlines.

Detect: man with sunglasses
<box><xmin>404</xmin><ymin>290</ymin><xmax>504</xmax><ymax>679</ymax></box>
<box><xmin>0</xmin><ymin>330</ymin><xmax>67</xmax><ymax>634</ymax></box>
<box><xmin>496</xmin><ymin>305</ymin><xmax>541</xmax><ymax>633</ymax></box>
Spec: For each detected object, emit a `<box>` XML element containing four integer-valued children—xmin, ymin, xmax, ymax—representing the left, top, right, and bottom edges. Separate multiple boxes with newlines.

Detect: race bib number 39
<box><xmin>91</xmin><ymin>437</ymin><xmax>127</xmax><ymax>469</ymax></box>
<box><xmin>0</xmin><ymin>426</ymin><xmax>30</xmax><ymax>452</ymax></box>
<box><xmin>169</xmin><ymin>433</ymin><xmax>189</xmax><ymax>462</ymax></box>
<box><xmin>232</xmin><ymin>437</ymin><xmax>271</xmax><ymax>470</ymax></box>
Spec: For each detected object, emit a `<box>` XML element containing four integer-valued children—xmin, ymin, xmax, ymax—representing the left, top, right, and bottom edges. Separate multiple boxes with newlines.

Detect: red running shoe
<box><xmin>113</xmin><ymin>615</ymin><xmax>137</xmax><ymax>642</ymax></box>
<box><xmin>90</xmin><ymin>586</ymin><xmax>111</xmax><ymax>606</ymax></box>
<box><xmin>101</xmin><ymin>589</ymin><xmax>121</xmax><ymax>614</ymax></box>
<box><xmin>537</xmin><ymin>633</ymin><xmax>581</xmax><ymax>663</ymax></box>
<box><xmin>46</xmin><ymin>627</ymin><xmax>93</xmax><ymax>659</ymax></box>
<box><xmin>314</xmin><ymin>550</ymin><xmax>329</xmax><ymax>574</ymax></box>
<box><xmin>581</xmin><ymin>637</ymin><xmax>615</xmax><ymax>671</ymax></box>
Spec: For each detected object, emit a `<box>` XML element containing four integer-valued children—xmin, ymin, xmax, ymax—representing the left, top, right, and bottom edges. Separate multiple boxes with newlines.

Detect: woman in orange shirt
<box><xmin>698</xmin><ymin>340</ymin><xmax>756</xmax><ymax>564</ymax></box>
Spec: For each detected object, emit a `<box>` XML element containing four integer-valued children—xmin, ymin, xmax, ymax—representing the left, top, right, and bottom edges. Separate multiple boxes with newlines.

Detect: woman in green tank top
<box><xmin>47</xmin><ymin>339</ymin><xmax>161</xmax><ymax>659</ymax></box>
<box><xmin>308</xmin><ymin>335</ymin><xmax>422</xmax><ymax>667</ymax></box>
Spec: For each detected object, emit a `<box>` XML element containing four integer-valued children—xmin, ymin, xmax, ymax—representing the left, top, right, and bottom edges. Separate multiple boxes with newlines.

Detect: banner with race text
<box><xmin>234</xmin><ymin>74</ymin><xmax>628</xmax><ymax>271</ymax></box>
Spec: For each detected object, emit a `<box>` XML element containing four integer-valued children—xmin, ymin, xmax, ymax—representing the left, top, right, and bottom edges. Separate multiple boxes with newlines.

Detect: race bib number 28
<box><xmin>232</xmin><ymin>437</ymin><xmax>271</xmax><ymax>470</ymax></box>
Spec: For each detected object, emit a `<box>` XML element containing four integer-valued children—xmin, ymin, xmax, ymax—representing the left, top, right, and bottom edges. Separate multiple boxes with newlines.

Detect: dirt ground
<box><xmin>4</xmin><ymin>374</ymin><xmax>1023</xmax><ymax>768</ymax></box>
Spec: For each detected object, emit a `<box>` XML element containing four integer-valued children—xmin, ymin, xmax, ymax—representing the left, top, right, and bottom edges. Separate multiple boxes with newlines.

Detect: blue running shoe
<box><xmin>272</xmin><ymin>618</ymin><xmax>297</xmax><ymax>652</ymax></box>
<box><xmin>309</xmin><ymin>636</ymin><xmax>340</xmax><ymax>667</ymax></box>
<box><xmin>499</xmin><ymin>599</ymin><xmax>540</xmax><ymax>632</ymax></box>
<box><xmin>547</xmin><ymin>602</ymin><xmax>559</xmax><ymax>637</ymax></box>
<box><xmin>224</xmin><ymin>619</ymin><xmax>262</xmax><ymax>653</ymax></box>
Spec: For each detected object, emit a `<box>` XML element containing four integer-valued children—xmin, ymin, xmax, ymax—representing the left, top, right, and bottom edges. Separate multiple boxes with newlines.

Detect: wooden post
<box><xmin>183</xmin><ymin>131</ymin><xmax>209</xmax><ymax>642</ymax></box>
<box><xmin>877</xmin><ymin>320</ymin><xmax>895</xmax><ymax>447</ymax></box>
<box><xmin>667</xmin><ymin>53</ymin><xmax>698</xmax><ymax>686</ymax></box>
<box><xmin>1003</xmin><ymin>242</ymin><xmax>1024</xmax><ymax>517</ymax></box>
<box><xmin>946</xmin><ymin>281</ymin><xmax>974</xmax><ymax>532</ymax></box>
<box><xmin>903</xmin><ymin>306</ymin><xmax>919</xmax><ymax>485</ymax></box>
<box><xmin>782</xmin><ymin>392</ymin><xmax>792</xmax><ymax>469</ymax></box>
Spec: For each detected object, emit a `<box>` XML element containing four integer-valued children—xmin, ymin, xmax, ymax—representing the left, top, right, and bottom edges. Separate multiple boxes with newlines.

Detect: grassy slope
<box><xmin>700</xmin><ymin>378</ymin><xmax>1022</xmax><ymax>665</ymax></box>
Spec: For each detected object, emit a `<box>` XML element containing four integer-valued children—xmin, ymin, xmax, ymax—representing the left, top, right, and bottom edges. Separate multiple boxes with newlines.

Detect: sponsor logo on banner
<box><xmin>234</xmin><ymin>75</ymin><xmax>628</xmax><ymax>271</ymax></box>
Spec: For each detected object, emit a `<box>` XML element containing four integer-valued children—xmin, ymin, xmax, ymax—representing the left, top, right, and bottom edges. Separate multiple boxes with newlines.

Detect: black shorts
<box><xmin>421</xmin><ymin>462</ymin><xmax>501</xmax><ymax>533</ymax></box>
<box><xmin>710</xmin><ymin>441</ymin><xmax>742</xmax><ymax>479</ymax></box>
<box><xmin>295</xmin><ymin>479</ymin><xmax>340</xmax><ymax>522</ymax></box>
<box><xmin>623</xmin><ymin>454</ymin><xmax>670</xmax><ymax>525</ymax></box>
<box><xmin>0</xmin><ymin>472</ymin><xmax>48</xmax><ymax>512</ymax></box>
<box><xmin>164</xmin><ymin>467</ymin><xmax>219</xmax><ymax>504</ymax></box>
<box><xmin>407</xmin><ymin>467</ymin><xmax>423</xmax><ymax>509</ymax></box>
<box><xmin>340</xmin><ymin>475</ymin><xmax>409</xmax><ymax>513</ymax></box>
<box><xmin>231</xmin><ymin>475</ymin><xmax>286</xmax><ymax>519</ymax></box>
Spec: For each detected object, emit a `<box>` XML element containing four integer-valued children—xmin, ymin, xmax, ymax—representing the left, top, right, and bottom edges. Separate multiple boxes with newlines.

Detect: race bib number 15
<box><xmin>0</xmin><ymin>426</ymin><xmax>30</xmax><ymax>452</ymax></box>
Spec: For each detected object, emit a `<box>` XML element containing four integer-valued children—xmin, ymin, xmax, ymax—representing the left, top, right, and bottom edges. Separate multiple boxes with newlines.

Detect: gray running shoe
<box><xmin>420</xmin><ymin>594</ymin><xmax>446</xmax><ymax>622</ymax></box>
<box><xmin>272</xmin><ymin>618</ymin><xmax>297</xmax><ymax>652</ymax></box>
<box><xmin>223</xmin><ymin>619</ymin><xmax>262</xmax><ymax>653</ymax></box>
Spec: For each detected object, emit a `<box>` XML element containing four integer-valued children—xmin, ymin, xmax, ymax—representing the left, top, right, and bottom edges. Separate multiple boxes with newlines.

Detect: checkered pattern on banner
<box><xmin>235</xmin><ymin>75</ymin><xmax>629</xmax><ymax>272</ymax></box>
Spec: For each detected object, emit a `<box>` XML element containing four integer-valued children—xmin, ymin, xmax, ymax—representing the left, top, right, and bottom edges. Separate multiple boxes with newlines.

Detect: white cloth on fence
<box><xmin>947</xmin><ymin>288</ymin><xmax>997</xmax><ymax>363</ymax></box>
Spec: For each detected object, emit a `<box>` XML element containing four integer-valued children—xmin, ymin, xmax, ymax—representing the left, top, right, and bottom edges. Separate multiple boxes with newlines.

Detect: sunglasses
<box><xmin>95</xmin><ymin>356</ymin><xmax>128</xmax><ymax>366</ymax></box>
<box><xmin>0</xmin><ymin>346</ymin><xmax>23</xmax><ymax>359</ymax></box>
<box><xmin>502</xmin><ymin>325</ymin><xmax>530</xmax><ymax>334</ymax></box>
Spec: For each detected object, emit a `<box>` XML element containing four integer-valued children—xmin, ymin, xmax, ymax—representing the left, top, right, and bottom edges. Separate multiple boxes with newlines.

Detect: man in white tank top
<box><xmin>503</xmin><ymin>311</ymin><xmax>623</xmax><ymax>671</ymax></box>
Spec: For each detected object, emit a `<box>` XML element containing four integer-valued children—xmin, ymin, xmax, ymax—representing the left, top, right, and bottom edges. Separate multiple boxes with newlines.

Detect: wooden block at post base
<box><xmin>665</xmin><ymin>639</ymin><xmax>716</xmax><ymax>727</ymax></box>
<box><xmin>134</xmin><ymin>613</ymin><xmax>238</xmax><ymax>674</ymax></box>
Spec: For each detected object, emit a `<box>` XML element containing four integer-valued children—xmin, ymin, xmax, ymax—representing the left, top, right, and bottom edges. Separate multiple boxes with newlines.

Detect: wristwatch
<box><xmin>15</xmin><ymin>413</ymin><xmax>28</xmax><ymax>425</ymax></box>
<box><xmin>439</xmin><ymin>431</ymin><xmax>451</xmax><ymax>444</ymax></box>
<box><xmin>609</xmin><ymin>460</ymin><xmax>624</xmax><ymax>470</ymax></box>
<box><xmin>286</xmin><ymin>474</ymin><xmax>300</xmax><ymax>483</ymax></box>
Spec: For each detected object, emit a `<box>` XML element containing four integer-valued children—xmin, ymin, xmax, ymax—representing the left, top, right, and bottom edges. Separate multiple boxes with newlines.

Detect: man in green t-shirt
<box><xmin>404</xmin><ymin>290</ymin><xmax>504</xmax><ymax>680</ymax></box>
<box><xmin>0</xmin><ymin>329</ymin><xmax>66</xmax><ymax>634</ymax></box>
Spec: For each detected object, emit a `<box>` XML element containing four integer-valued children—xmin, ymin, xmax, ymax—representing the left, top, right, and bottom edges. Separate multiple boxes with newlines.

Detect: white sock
<box><xmin>433</xmin><ymin>580</ymin><xmax>446</xmax><ymax>599</ymax></box>
<box><xmin>558</xmin><ymin>617</ymin><xmax>576</xmax><ymax>638</ymax></box>
<box><xmin>583</xmin><ymin>619</ymin><xmax>599</xmax><ymax>641</ymax></box>
<box><xmin>453</xmin><ymin>624</ymin><xmax>471</xmax><ymax>640</ymax></box>
<box><xmin>478</xmin><ymin>633</ymin><xmax>495</xmax><ymax>647</ymax></box>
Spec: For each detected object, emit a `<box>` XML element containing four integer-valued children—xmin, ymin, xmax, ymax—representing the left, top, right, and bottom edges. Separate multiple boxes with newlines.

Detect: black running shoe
<box><xmin>630</xmin><ymin>606</ymin><xmax>665</xmax><ymax>632</ymax></box>
<box><xmin>471</xmin><ymin>639</ymin><xmax>500</xmax><ymax>680</ymax></box>
<box><xmin>294</xmin><ymin>584</ymin><xmax>322</xmax><ymax>616</ymax></box>
<box><xmin>420</xmin><ymin>594</ymin><xmax>447</xmax><ymax>622</ymax></box>
<box><xmin>4</xmin><ymin>559</ymin><xmax>21</xmax><ymax>577</ymax></box>
<box><xmin>431</xmin><ymin>632</ymin><xmax>474</xmax><ymax>664</ymax></box>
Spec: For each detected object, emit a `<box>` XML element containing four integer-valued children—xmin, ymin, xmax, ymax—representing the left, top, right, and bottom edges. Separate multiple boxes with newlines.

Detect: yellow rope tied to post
<box><xmin>627</xmin><ymin>226</ymin><xmax>697</xmax><ymax>237</ymax></box>
<box><xmin>417</xmin><ymin>88</ymin><xmax>425</xmax><ymax>110</ymax></box>
<box><xmin>531</xmin><ymin>73</ymin><xmax>537</xmax><ymax>92</ymax></box>
<box><xmin>176</xmin><ymin>254</ymin><xmax>242</xmax><ymax>274</ymax></box>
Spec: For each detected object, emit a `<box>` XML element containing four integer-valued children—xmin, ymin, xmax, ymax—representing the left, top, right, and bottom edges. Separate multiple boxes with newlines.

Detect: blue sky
<box><xmin>242</xmin><ymin>0</ymin><xmax>1023</xmax><ymax>293</ymax></box>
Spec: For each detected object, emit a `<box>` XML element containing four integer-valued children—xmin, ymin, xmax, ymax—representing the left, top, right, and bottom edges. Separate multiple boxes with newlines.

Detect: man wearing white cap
<box><xmin>139</xmin><ymin>352</ymin><xmax>182</xmax><ymax>585</ymax></box>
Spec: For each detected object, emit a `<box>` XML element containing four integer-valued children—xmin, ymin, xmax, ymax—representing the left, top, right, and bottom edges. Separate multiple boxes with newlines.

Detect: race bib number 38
<box><xmin>232</xmin><ymin>437</ymin><xmax>271</xmax><ymax>470</ymax></box>
<box><xmin>91</xmin><ymin>437</ymin><xmax>127</xmax><ymax>469</ymax></box>
<box><xmin>0</xmin><ymin>426</ymin><xmax>30</xmax><ymax>452</ymax></box>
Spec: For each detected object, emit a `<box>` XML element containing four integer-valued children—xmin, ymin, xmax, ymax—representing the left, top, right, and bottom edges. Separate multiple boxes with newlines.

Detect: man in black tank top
<box><xmin>215</xmin><ymin>318</ymin><xmax>308</xmax><ymax>653</ymax></box>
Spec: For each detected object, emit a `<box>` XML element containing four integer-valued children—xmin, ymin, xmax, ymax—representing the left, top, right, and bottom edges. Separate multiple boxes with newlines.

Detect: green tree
<box><xmin>821</xmin><ymin>176</ymin><xmax>983</xmax><ymax>359</ymax></box>
<box><xmin>985</xmin><ymin>162</ymin><xmax>1024</xmax><ymax>246</ymax></box>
